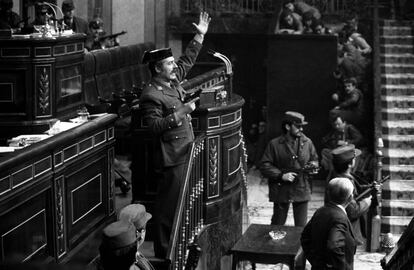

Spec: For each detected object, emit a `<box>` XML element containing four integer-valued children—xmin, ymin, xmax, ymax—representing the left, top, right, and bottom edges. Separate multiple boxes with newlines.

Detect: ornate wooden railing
<box><xmin>167</xmin><ymin>135</ymin><xmax>206</xmax><ymax>269</ymax></box>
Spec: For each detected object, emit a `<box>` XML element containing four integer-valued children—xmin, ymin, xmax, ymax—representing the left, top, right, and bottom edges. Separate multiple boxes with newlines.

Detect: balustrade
<box><xmin>168</xmin><ymin>136</ymin><xmax>206</xmax><ymax>269</ymax></box>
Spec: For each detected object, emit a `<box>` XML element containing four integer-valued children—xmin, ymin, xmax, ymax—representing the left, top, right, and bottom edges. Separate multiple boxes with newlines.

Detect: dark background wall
<box><xmin>182</xmin><ymin>34</ymin><xmax>269</xmax><ymax>130</ymax></box>
<box><xmin>182</xmin><ymin>33</ymin><xmax>337</xmax><ymax>153</ymax></box>
<box><xmin>266</xmin><ymin>34</ymin><xmax>338</xmax><ymax>152</ymax></box>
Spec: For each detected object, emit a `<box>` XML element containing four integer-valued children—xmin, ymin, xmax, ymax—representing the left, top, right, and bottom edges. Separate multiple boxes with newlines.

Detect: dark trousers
<box><xmin>153</xmin><ymin>163</ymin><xmax>186</xmax><ymax>258</ymax></box>
<box><xmin>271</xmin><ymin>201</ymin><xmax>308</xmax><ymax>227</ymax></box>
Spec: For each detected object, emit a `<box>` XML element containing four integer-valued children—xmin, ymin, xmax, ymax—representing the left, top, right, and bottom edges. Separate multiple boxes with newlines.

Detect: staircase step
<box><xmin>383</xmin><ymin>148</ymin><xmax>414</xmax><ymax>165</ymax></box>
<box><xmin>381</xmin><ymin>216</ymin><xmax>412</xmax><ymax>234</ymax></box>
<box><xmin>380</xmin><ymin>36</ymin><xmax>414</xmax><ymax>45</ymax></box>
<box><xmin>381</xmin><ymin>73</ymin><xmax>414</xmax><ymax>84</ymax></box>
<box><xmin>383</xmin><ymin>134</ymin><xmax>414</xmax><ymax>148</ymax></box>
<box><xmin>381</xmin><ymin>53</ymin><xmax>414</xmax><ymax>64</ymax></box>
<box><xmin>382</xmin><ymin>84</ymin><xmax>414</xmax><ymax>96</ymax></box>
<box><xmin>383</xmin><ymin>164</ymin><xmax>414</xmax><ymax>179</ymax></box>
<box><xmin>382</xmin><ymin>95</ymin><xmax>414</xmax><ymax>109</ymax></box>
<box><xmin>381</xmin><ymin>20</ymin><xmax>414</xmax><ymax>27</ymax></box>
<box><xmin>381</xmin><ymin>63</ymin><xmax>414</xmax><ymax>73</ymax></box>
<box><xmin>382</xmin><ymin>180</ymin><xmax>414</xmax><ymax>200</ymax></box>
<box><xmin>382</xmin><ymin>120</ymin><xmax>414</xmax><ymax>135</ymax></box>
<box><xmin>382</xmin><ymin>200</ymin><xmax>414</xmax><ymax>216</ymax></box>
<box><xmin>382</xmin><ymin>108</ymin><xmax>414</xmax><ymax>121</ymax></box>
<box><xmin>382</xmin><ymin>107</ymin><xmax>414</xmax><ymax>120</ymax></box>
<box><xmin>381</xmin><ymin>26</ymin><xmax>413</xmax><ymax>36</ymax></box>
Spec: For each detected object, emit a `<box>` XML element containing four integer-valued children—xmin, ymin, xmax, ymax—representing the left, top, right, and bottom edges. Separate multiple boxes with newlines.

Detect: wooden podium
<box><xmin>0</xmin><ymin>114</ymin><xmax>117</xmax><ymax>263</ymax></box>
<box><xmin>0</xmin><ymin>34</ymin><xmax>118</xmax><ymax>264</ymax></box>
<box><xmin>0</xmin><ymin>34</ymin><xmax>86</xmax><ymax>140</ymax></box>
<box><xmin>131</xmin><ymin>93</ymin><xmax>245</xmax><ymax>269</ymax></box>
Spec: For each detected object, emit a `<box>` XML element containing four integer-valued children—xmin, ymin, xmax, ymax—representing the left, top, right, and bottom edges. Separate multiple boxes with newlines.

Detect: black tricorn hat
<box><xmin>142</xmin><ymin>48</ymin><xmax>173</xmax><ymax>64</ymax></box>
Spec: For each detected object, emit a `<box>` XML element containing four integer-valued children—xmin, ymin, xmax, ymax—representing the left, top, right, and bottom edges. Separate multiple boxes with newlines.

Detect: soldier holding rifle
<box><xmin>328</xmin><ymin>144</ymin><xmax>382</xmax><ymax>245</ymax></box>
<box><xmin>260</xmin><ymin>111</ymin><xmax>319</xmax><ymax>226</ymax></box>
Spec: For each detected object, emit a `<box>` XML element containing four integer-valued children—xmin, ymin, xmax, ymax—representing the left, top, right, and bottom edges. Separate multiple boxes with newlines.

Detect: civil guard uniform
<box><xmin>139</xmin><ymin>39</ymin><xmax>202</xmax><ymax>258</ymax></box>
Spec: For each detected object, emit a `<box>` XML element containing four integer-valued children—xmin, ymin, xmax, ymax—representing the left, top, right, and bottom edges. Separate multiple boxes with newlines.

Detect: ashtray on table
<box><xmin>269</xmin><ymin>230</ymin><xmax>287</xmax><ymax>240</ymax></box>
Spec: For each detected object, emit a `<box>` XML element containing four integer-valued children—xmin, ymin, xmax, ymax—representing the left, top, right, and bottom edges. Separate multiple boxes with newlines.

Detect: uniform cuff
<box><xmin>193</xmin><ymin>34</ymin><xmax>204</xmax><ymax>45</ymax></box>
<box><xmin>166</xmin><ymin>113</ymin><xmax>181</xmax><ymax>128</ymax></box>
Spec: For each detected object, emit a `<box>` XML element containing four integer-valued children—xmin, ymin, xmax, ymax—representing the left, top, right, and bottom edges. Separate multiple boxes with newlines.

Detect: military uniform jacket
<box><xmin>260</xmin><ymin>134</ymin><xmax>318</xmax><ymax>202</ymax></box>
<box><xmin>301</xmin><ymin>203</ymin><xmax>356</xmax><ymax>270</ymax></box>
<box><xmin>139</xmin><ymin>39</ymin><xmax>202</xmax><ymax>167</ymax></box>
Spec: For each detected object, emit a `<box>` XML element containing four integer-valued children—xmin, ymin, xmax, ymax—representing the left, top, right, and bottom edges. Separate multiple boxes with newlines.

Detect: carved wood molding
<box><xmin>208</xmin><ymin>137</ymin><xmax>219</xmax><ymax>198</ymax></box>
<box><xmin>55</xmin><ymin>176</ymin><xmax>66</xmax><ymax>257</ymax></box>
<box><xmin>38</xmin><ymin>68</ymin><xmax>50</xmax><ymax>115</ymax></box>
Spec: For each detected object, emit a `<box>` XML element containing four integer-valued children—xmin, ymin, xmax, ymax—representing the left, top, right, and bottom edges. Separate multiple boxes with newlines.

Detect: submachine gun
<box><xmin>355</xmin><ymin>174</ymin><xmax>390</xmax><ymax>202</ymax></box>
<box><xmin>282</xmin><ymin>161</ymin><xmax>320</xmax><ymax>177</ymax></box>
<box><xmin>98</xmin><ymin>30</ymin><xmax>127</xmax><ymax>47</ymax></box>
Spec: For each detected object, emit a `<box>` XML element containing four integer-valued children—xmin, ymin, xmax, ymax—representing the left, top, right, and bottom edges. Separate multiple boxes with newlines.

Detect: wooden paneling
<box><xmin>0</xmin><ymin>187</ymin><xmax>52</xmax><ymax>262</ymax></box>
<box><xmin>0</xmin><ymin>35</ymin><xmax>86</xmax><ymax>140</ymax></box>
<box><xmin>65</xmin><ymin>148</ymin><xmax>108</xmax><ymax>249</ymax></box>
<box><xmin>0</xmin><ymin>114</ymin><xmax>117</xmax><ymax>263</ymax></box>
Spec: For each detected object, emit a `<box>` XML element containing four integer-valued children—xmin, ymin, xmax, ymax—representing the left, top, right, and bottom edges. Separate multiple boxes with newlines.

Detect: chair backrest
<box><xmin>108</xmin><ymin>47</ymin><xmax>124</xmax><ymax>95</ymax></box>
<box><xmin>92</xmin><ymin>49</ymin><xmax>114</xmax><ymax>100</ymax></box>
<box><xmin>83</xmin><ymin>51</ymin><xmax>99</xmax><ymax>105</ymax></box>
<box><xmin>119</xmin><ymin>45</ymin><xmax>133</xmax><ymax>91</ymax></box>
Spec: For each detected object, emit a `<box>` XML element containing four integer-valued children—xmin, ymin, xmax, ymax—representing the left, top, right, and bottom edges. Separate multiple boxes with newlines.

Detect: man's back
<box><xmin>301</xmin><ymin>203</ymin><xmax>356</xmax><ymax>270</ymax></box>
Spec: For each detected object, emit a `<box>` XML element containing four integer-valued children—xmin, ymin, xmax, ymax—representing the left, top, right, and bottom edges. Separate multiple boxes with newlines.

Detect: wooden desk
<box><xmin>230</xmin><ymin>224</ymin><xmax>304</xmax><ymax>270</ymax></box>
<box><xmin>0</xmin><ymin>114</ymin><xmax>117</xmax><ymax>263</ymax></box>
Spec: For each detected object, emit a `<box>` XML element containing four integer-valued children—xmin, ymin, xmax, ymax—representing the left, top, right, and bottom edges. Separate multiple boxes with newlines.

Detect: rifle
<box><xmin>98</xmin><ymin>30</ymin><xmax>127</xmax><ymax>42</ymax></box>
<box><xmin>355</xmin><ymin>175</ymin><xmax>390</xmax><ymax>201</ymax></box>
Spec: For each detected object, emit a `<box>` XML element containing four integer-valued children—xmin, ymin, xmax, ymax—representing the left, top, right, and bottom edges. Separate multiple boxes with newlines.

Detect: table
<box><xmin>230</xmin><ymin>224</ymin><xmax>305</xmax><ymax>270</ymax></box>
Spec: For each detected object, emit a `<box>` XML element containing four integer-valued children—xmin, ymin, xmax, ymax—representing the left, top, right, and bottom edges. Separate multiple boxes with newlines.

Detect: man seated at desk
<box><xmin>60</xmin><ymin>0</ymin><xmax>89</xmax><ymax>35</ymax></box>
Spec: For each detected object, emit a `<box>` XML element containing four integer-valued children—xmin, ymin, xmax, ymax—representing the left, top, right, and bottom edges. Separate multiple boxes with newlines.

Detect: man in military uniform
<box><xmin>329</xmin><ymin>144</ymin><xmax>373</xmax><ymax>245</ymax></box>
<box><xmin>139</xmin><ymin>11</ymin><xmax>211</xmax><ymax>258</ymax></box>
<box><xmin>260</xmin><ymin>111</ymin><xmax>318</xmax><ymax>226</ymax></box>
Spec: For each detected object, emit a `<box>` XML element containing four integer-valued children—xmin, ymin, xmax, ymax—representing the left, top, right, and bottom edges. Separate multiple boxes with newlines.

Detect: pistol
<box><xmin>184</xmin><ymin>88</ymin><xmax>202</xmax><ymax>103</ymax></box>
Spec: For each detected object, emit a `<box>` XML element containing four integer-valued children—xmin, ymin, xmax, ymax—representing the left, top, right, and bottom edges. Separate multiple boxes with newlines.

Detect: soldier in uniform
<box><xmin>138</xmin><ymin>11</ymin><xmax>211</xmax><ymax>258</ymax></box>
<box><xmin>329</xmin><ymin>144</ymin><xmax>373</xmax><ymax>245</ymax></box>
<box><xmin>260</xmin><ymin>111</ymin><xmax>318</xmax><ymax>226</ymax></box>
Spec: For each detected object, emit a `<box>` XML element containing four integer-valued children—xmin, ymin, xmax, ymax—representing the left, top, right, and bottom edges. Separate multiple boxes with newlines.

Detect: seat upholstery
<box><xmin>120</xmin><ymin>45</ymin><xmax>133</xmax><ymax>91</ymax></box>
<box><xmin>92</xmin><ymin>49</ymin><xmax>114</xmax><ymax>100</ymax></box>
<box><xmin>83</xmin><ymin>51</ymin><xmax>99</xmax><ymax>105</ymax></box>
<box><xmin>108</xmin><ymin>47</ymin><xmax>124</xmax><ymax>95</ymax></box>
<box><xmin>84</xmin><ymin>42</ymin><xmax>155</xmax><ymax>111</ymax></box>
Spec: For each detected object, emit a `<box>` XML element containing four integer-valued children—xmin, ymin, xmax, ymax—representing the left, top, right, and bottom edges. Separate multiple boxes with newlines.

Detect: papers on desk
<box><xmin>8</xmin><ymin>134</ymin><xmax>51</xmax><ymax>147</ymax></box>
<box><xmin>0</xmin><ymin>146</ymin><xmax>22</xmax><ymax>153</ymax></box>
<box><xmin>46</xmin><ymin>120</ymin><xmax>82</xmax><ymax>135</ymax></box>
